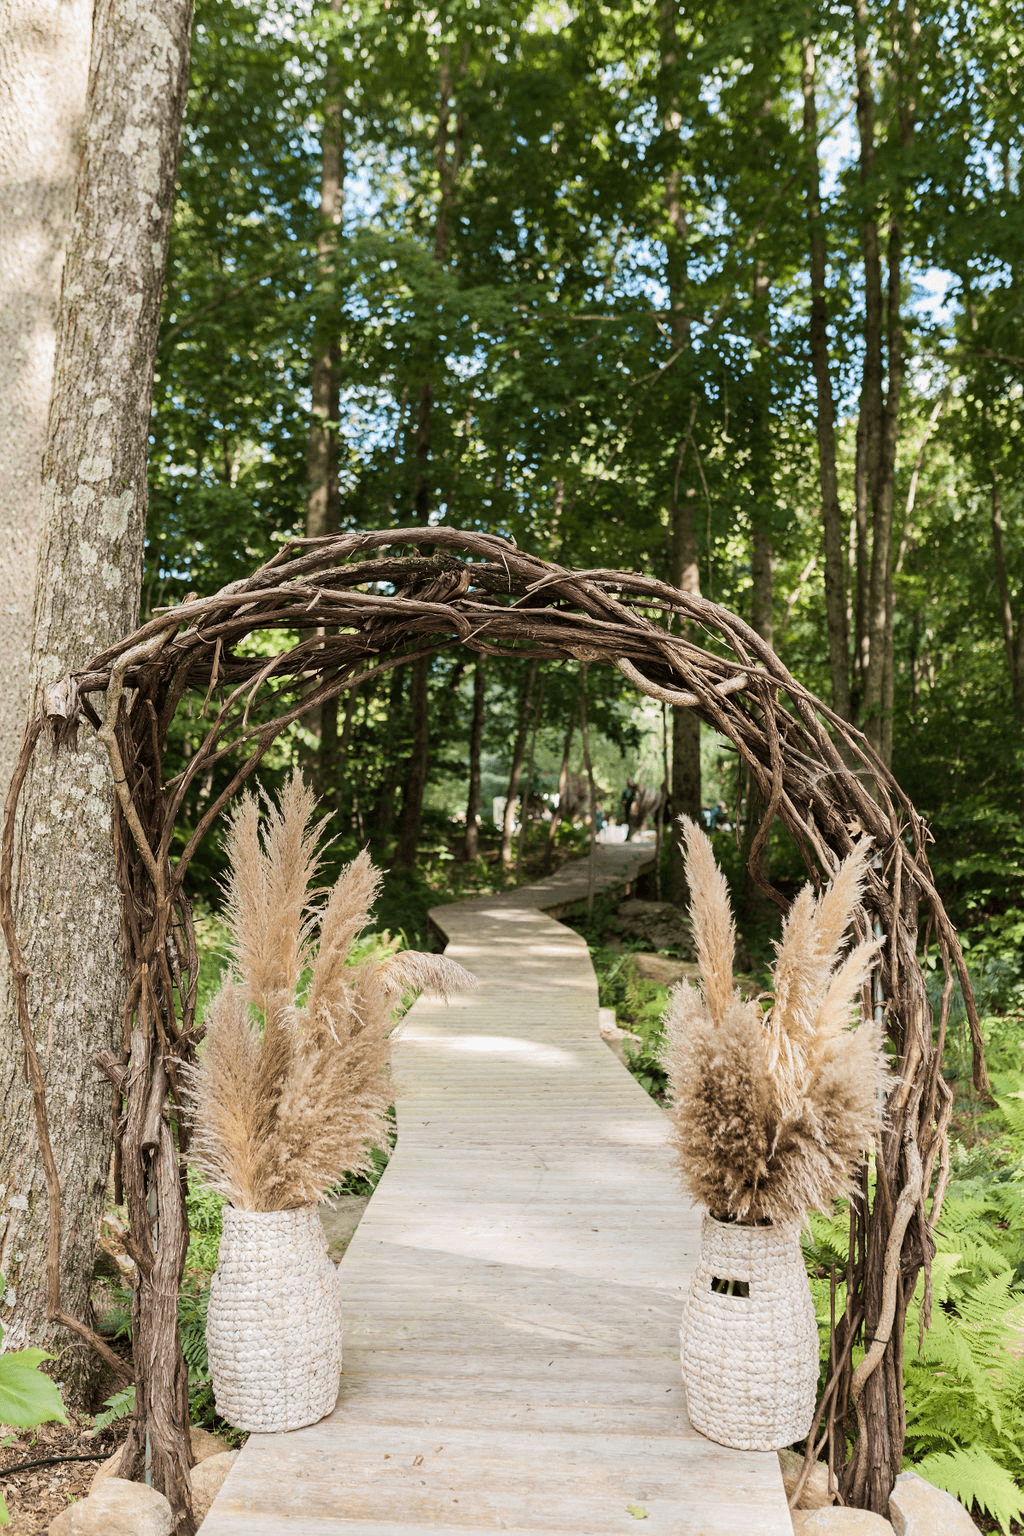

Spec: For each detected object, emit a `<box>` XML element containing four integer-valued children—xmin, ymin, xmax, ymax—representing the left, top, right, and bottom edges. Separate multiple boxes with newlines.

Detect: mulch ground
<box><xmin>0</xmin><ymin>1414</ymin><xmax>121</xmax><ymax>1535</ymax></box>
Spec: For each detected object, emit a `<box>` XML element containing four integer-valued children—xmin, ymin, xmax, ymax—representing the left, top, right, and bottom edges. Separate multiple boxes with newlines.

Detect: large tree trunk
<box><xmin>0</xmin><ymin>0</ymin><xmax>194</xmax><ymax>1488</ymax></box>
<box><xmin>0</xmin><ymin>0</ymin><xmax>92</xmax><ymax>805</ymax></box>
<box><xmin>802</xmin><ymin>35</ymin><xmax>851</xmax><ymax>722</ymax></box>
<box><xmin>462</xmin><ymin>657</ymin><xmax>486</xmax><ymax>860</ymax></box>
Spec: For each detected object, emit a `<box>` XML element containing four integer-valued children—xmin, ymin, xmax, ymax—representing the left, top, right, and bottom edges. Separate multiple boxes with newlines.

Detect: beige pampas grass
<box><xmin>187</xmin><ymin>772</ymin><xmax>476</xmax><ymax>1210</ymax></box>
<box><xmin>663</xmin><ymin>818</ymin><xmax>886</xmax><ymax>1226</ymax></box>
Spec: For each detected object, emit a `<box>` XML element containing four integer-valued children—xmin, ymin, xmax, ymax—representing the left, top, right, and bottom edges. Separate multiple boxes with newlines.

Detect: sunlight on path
<box><xmin>201</xmin><ymin>845</ymin><xmax>792</xmax><ymax>1534</ymax></box>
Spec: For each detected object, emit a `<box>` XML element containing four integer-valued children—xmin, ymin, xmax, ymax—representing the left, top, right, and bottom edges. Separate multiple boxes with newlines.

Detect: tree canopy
<box><xmin>148</xmin><ymin>0</ymin><xmax>1023</xmax><ymax>958</ymax></box>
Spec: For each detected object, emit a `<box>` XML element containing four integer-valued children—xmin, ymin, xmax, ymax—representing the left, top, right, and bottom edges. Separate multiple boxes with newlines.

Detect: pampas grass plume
<box><xmin>663</xmin><ymin>821</ymin><xmax>887</xmax><ymax>1225</ymax></box>
<box><xmin>187</xmin><ymin>772</ymin><xmax>476</xmax><ymax>1210</ymax></box>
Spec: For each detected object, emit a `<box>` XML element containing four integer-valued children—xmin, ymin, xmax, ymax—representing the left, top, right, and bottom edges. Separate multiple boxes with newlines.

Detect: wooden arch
<box><xmin>1</xmin><ymin>527</ymin><xmax>987</xmax><ymax>1531</ymax></box>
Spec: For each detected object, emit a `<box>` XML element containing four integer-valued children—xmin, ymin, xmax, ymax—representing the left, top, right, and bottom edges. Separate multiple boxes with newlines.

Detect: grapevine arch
<box><xmin>1</xmin><ymin>527</ymin><xmax>987</xmax><ymax>1532</ymax></box>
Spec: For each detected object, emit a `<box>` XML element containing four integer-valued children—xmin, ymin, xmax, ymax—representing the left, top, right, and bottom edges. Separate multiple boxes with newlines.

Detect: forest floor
<box><xmin>0</xmin><ymin>1413</ymin><xmax>121</xmax><ymax>1535</ymax></box>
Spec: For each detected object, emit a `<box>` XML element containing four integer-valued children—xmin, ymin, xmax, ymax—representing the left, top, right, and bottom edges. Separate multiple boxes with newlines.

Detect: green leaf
<box><xmin>0</xmin><ymin>1349</ymin><xmax>68</xmax><ymax>1429</ymax></box>
<box><xmin>0</xmin><ymin>1488</ymin><xmax>9</xmax><ymax>1525</ymax></box>
<box><xmin>912</xmin><ymin>1447</ymin><xmax>1024</xmax><ymax>1536</ymax></box>
<box><xmin>626</xmin><ymin>1506</ymin><xmax>648</xmax><ymax>1519</ymax></box>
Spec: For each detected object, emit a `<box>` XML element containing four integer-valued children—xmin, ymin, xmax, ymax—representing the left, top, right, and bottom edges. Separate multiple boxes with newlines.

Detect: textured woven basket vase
<box><xmin>206</xmin><ymin>1205</ymin><xmax>343</xmax><ymax>1433</ymax></box>
<box><xmin>681</xmin><ymin>1211</ymin><xmax>819</xmax><ymax>1451</ymax></box>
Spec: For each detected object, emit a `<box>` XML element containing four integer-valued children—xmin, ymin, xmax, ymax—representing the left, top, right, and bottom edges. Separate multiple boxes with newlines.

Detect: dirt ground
<box><xmin>0</xmin><ymin>1413</ymin><xmax>121</xmax><ymax>1535</ymax></box>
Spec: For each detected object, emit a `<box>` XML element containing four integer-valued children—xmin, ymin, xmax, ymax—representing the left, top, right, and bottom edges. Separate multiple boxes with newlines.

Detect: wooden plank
<box><xmin>200</xmin><ymin>843</ymin><xmax>793</xmax><ymax>1535</ymax></box>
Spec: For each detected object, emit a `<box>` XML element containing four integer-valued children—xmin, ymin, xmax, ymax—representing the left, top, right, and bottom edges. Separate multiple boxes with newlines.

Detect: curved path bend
<box><xmin>202</xmin><ymin>844</ymin><xmax>792</xmax><ymax>1535</ymax></box>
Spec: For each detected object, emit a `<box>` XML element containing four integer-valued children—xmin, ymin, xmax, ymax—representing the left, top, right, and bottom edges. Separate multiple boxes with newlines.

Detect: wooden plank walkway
<box><xmin>201</xmin><ymin>843</ymin><xmax>793</xmax><ymax>1535</ymax></box>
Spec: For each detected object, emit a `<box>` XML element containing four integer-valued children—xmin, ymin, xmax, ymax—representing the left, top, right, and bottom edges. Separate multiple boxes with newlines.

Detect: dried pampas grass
<box><xmin>663</xmin><ymin>819</ymin><xmax>886</xmax><ymax>1226</ymax></box>
<box><xmin>187</xmin><ymin>772</ymin><xmax>475</xmax><ymax>1210</ymax></box>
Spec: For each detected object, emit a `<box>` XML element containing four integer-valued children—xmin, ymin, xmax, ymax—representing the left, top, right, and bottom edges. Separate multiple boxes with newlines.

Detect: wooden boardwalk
<box><xmin>201</xmin><ymin>844</ymin><xmax>793</xmax><ymax>1535</ymax></box>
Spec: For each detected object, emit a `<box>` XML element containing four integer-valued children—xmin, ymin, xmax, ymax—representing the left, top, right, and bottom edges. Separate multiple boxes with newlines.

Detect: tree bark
<box><xmin>0</xmin><ymin>0</ymin><xmax>93</xmax><ymax>805</ymax></box>
<box><xmin>462</xmin><ymin>657</ymin><xmax>486</xmax><ymax>859</ymax></box>
<box><xmin>854</xmin><ymin>0</ymin><xmax>916</xmax><ymax>766</ymax></box>
<box><xmin>802</xmin><ymin>35</ymin><xmax>851</xmax><ymax>721</ymax></box>
<box><xmin>516</xmin><ymin>670</ymin><xmax>546</xmax><ymax>874</ymax></box>
<box><xmin>658</xmin><ymin>0</ymin><xmax>701</xmax><ymax>903</ymax></box>
<box><xmin>396</xmin><ymin>43</ymin><xmax>468</xmax><ymax>865</ymax></box>
<box><xmin>500</xmin><ymin>660</ymin><xmax>538</xmax><ymax>869</ymax></box>
<box><xmin>851</xmin><ymin>0</ymin><xmax>884</xmax><ymax>723</ymax></box>
<box><xmin>579</xmin><ymin>667</ymin><xmax>599</xmax><ymax>918</ymax></box>
<box><xmin>989</xmin><ymin>468</ymin><xmax>1024</xmax><ymax>720</ymax></box>
<box><xmin>544</xmin><ymin>700</ymin><xmax>576</xmax><ymax>870</ymax></box>
<box><xmin>394</xmin><ymin>653</ymin><xmax>431</xmax><ymax>867</ymax></box>
<box><xmin>0</xmin><ymin>0</ymin><xmax>194</xmax><ymax>1458</ymax></box>
<box><xmin>307</xmin><ymin>0</ymin><xmax>344</xmax><ymax>802</ymax></box>
<box><xmin>751</xmin><ymin>526</ymin><xmax>774</xmax><ymax>652</ymax></box>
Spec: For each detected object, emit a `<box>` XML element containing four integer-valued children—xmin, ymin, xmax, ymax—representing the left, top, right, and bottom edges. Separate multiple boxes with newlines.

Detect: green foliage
<box><xmin>0</xmin><ymin>1306</ymin><xmax>68</xmax><ymax>1526</ymax></box>
<box><xmin>802</xmin><ymin>1068</ymin><xmax>1024</xmax><ymax>1531</ymax></box>
<box><xmin>588</xmin><ymin>946</ymin><xmax>671</xmax><ymax>1099</ymax></box>
<box><xmin>90</xmin><ymin>1386</ymin><xmax>136</xmax><ymax>1438</ymax></box>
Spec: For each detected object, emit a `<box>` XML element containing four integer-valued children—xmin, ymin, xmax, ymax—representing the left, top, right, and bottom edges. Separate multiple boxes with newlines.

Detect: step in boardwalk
<box><xmin>202</xmin><ymin>844</ymin><xmax>793</xmax><ymax>1535</ymax></box>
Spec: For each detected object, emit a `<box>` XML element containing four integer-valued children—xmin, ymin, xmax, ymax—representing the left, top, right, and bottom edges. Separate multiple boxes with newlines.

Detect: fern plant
<box><xmin>803</xmin><ymin>1136</ymin><xmax>1024</xmax><ymax>1532</ymax></box>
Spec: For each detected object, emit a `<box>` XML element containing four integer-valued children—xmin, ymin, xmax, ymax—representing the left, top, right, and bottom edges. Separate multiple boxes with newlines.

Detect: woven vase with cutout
<box><xmin>680</xmin><ymin>1211</ymin><xmax>819</xmax><ymax>1451</ymax></box>
<box><xmin>206</xmin><ymin>1205</ymin><xmax>343</xmax><ymax>1433</ymax></box>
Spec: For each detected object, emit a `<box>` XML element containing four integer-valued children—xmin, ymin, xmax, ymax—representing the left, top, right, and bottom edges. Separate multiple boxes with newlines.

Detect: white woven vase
<box><xmin>680</xmin><ymin>1211</ymin><xmax>819</xmax><ymax>1451</ymax></box>
<box><xmin>206</xmin><ymin>1204</ymin><xmax>343</xmax><ymax>1433</ymax></box>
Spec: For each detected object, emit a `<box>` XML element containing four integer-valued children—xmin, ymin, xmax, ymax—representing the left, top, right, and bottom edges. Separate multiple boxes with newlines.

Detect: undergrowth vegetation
<box><xmin>579</xmin><ymin>889</ymin><xmax>1024</xmax><ymax>1533</ymax></box>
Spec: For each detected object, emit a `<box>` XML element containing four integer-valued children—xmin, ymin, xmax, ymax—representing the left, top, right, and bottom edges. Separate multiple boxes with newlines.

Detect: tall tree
<box><xmin>0</xmin><ymin>0</ymin><xmax>194</xmax><ymax>1438</ymax></box>
<box><xmin>802</xmin><ymin>31</ymin><xmax>851</xmax><ymax>721</ymax></box>
<box><xmin>657</xmin><ymin>0</ymin><xmax>702</xmax><ymax>901</ymax></box>
<box><xmin>307</xmin><ymin>0</ymin><xmax>345</xmax><ymax>798</ymax></box>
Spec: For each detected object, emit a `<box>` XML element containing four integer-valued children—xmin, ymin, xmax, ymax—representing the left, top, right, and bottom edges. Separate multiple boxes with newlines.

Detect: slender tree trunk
<box><xmin>307</xmin><ymin>2</ymin><xmax>344</xmax><ymax>802</ymax></box>
<box><xmin>500</xmin><ymin>661</ymin><xmax>538</xmax><ymax>869</ymax></box>
<box><xmin>516</xmin><ymin>670</ymin><xmax>546</xmax><ymax>875</ymax></box>
<box><xmin>0</xmin><ymin>0</ymin><xmax>93</xmax><ymax>807</ymax></box>
<box><xmin>751</xmin><ymin>526</ymin><xmax>774</xmax><ymax>652</ymax></box>
<box><xmin>306</xmin><ymin>0</ymin><xmax>343</xmax><ymax>543</ymax></box>
<box><xmin>852</xmin><ymin>0</ymin><xmax>884</xmax><ymax>724</ymax></box>
<box><xmin>990</xmin><ymin>468</ymin><xmax>1024</xmax><ymax>720</ymax></box>
<box><xmin>398</xmin><ymin>43</ymin><xmax>468</xmax><ymax>865</ymax></box>
<box><xmin>747</xmin><ymin>532</ymin><xmax>774</xmax><ymax>902</ymax></box>
<box><xmin>395</xmin><ymin>654</ymin><xmax>431</xmax><ymax>867</ymax></box>
<box><xmin>854</xmin><ymin>0</ymin><xmax>916</xmax><ymax>767</ymax></box>
<box><xmin>463</xmin><ymin>657</ymin><xmax>486</xmax><ymax>859</ymax></box>
<box><xmin>0</xmin><ymin>0</ymin><xmax>194</xmax><ymax>1495</ymax></box>
<box><xmin>544</xmin><ymin>695</ymin><xmax>576</xmax><ymax>870</ymax></box>
<box><xmin>333</xmin><ymin>683</ymin><xmax>359</xmax><ymax>817</ymax></box>
<box><xmin>578</xmin><ymin>667</ymin><xmax>599</xmax><ymax>916</ymax></box>
<box><xmin>659</xmin><ymin>0</ymin><xmax>701</xmax><ymax>902</ymax></box>
<box><xmin>802</xmin><ymin>35</ymin><xmax>851</xmax><ymax>721</ymax></box>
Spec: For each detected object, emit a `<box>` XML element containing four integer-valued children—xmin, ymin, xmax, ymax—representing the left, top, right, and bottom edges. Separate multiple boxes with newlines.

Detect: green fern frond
<box><xmin>912</xmin><ymin>1447</ymin><xmax>1024</xmax><ymax>1535</ymax></box>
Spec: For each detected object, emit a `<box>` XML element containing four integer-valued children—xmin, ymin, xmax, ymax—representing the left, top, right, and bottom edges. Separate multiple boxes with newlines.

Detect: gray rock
<box><xmin>778</xmin><ymin>1447</ymin><xmax>835</xmax><ymax>1509</ymax></box>
<box><xmin>889</xmin><ymin>1470</ymin><xmax>981</xmax><ymax>1535</ymax></box>
<box><xmin>596</xmin><ymin>1006</ymin><xmax>642</xmax><ymax>1065</ymax></box>
<box><xmin>632</xmin><ymin>954</ymin><xmax>702</xmax><ymax>987</ymax></box>
<box><xmin>91</xmin><ymin>1425</ymin><xmax>231</xmax><ymax>1493</ymax></box>
<box><xmin>614</xmin><ymin>899</ymin><xmax>696</xmax><ymax>956</ymax></box>
<box><xmin>49</xmin><ymin>1477</ymin><xmax>172</xmax><ymax>1535</ymax></box>
<box><xmin>191</xmin><ymin>1449</ymin><xmax>238</xmax><ymax>1525</ymax></box>
<box><xmin>792</xmin><ymin>1510</ymin><xmax>893</xmax><ymax>1535</ymax></box>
